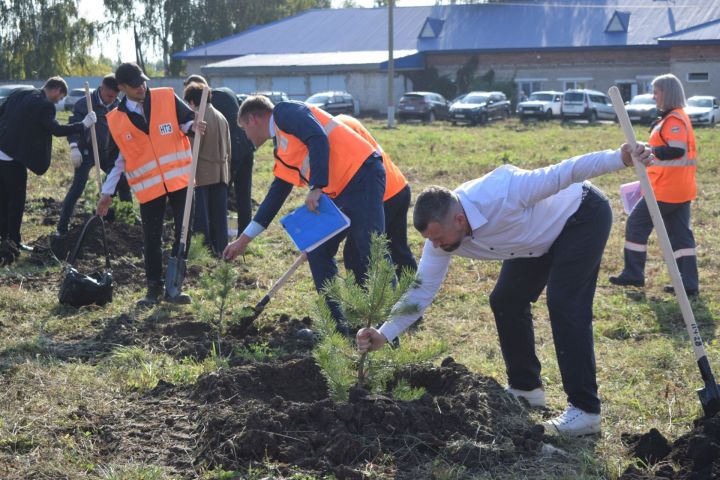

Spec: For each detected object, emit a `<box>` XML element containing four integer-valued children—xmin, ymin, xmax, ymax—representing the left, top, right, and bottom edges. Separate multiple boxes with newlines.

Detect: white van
<box><xmin>561</xmin><ymin>89</ymin><xmax>616</xmax><ymax>123</ymax></box>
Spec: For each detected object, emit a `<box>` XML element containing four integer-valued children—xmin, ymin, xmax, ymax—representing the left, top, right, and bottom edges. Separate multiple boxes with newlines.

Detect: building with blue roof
<box><xmin>174</xmin><ymin>0</ymin><xmax>720</xmax><ymax>113</ymax></box>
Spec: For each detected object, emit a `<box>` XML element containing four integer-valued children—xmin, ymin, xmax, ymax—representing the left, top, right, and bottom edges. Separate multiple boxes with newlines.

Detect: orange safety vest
<box><xmin>273</xmin><ymin>105</ymin><xmax>375</xmax><ymax>198</ymax></box>
<box><xmin>647</xmin><ymin>108</ymin><xmax>697</xmax><ymax>203</ymax></box>
<box><xmin>335</xmin><ymin>114</ymin><xmax>408</xmax><ymax>201</ymax></box>
<box><xmin>107</xmin><ymin>88</ymin><xmax>192</xmax><ymax>204</ymax></box>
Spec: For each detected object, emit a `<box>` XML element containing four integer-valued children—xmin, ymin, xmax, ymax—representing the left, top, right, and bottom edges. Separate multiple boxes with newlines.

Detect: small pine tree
<box><xmin>314</xmin><ymin>233</ymin><xmax>419</xmax><ymax>390</ymax></box>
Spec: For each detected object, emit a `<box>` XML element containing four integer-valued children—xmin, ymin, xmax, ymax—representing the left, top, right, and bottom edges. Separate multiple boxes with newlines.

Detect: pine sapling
<box><xmin>195</xmin><ymin>261</ymin><xmax>240</xmax><ymax>357</ymax></box>
<box><xmin>319</xmin><ymin>233</ymin><xmax>419</xmax><ymax>388</ymax></box>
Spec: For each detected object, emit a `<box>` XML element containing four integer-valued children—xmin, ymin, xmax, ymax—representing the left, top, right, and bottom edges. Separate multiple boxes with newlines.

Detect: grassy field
<box><xmin>2</xmin><ymin>112</ymin><xmax>720</xmax><ymax>479</ymax></box>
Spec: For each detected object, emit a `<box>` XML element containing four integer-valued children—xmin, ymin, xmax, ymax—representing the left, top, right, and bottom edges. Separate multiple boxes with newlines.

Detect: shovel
<box><xmin>84</xmin><ymin>82</ymin><xmax>104</xmax><ymax>194</ymax></box>
<box><xmin>609</xmin><ymin>86</ymin><xmax>720</xmax><ymax>418</ymax></box>
<box><xmin>165</xmin><ymin>85</ymin><xmax>210</xmax><ymax>299</ymax></box>
<box><xmin>249</xmin><ymin>252</ymin><xmax>307</xmax><ymax>320</ymax></box>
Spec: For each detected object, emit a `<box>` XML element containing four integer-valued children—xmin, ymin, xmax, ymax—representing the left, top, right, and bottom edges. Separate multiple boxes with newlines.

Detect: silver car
<box><xmin>561</xmin><ymin>89</ymin><xmax>616</xmax><ymax>123</ymax></box>
<box><xmin>685</xmin><ymin>96</ymin><xmax>719</xmax><ymax>126</ymax></box>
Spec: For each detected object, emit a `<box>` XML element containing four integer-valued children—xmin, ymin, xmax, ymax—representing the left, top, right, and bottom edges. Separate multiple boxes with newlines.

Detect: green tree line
<box><xmin>0</xmin><ymin>0</ymin><xmax>330</xmax><ymax>79</ymax></box>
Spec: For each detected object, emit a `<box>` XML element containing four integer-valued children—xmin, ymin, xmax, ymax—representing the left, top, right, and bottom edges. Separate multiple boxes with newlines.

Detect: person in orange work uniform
<box><xmin>96</xmin><ymin>62</ymin><xmax>206</xmax><ymax>307</ymax></box>
<box><xmin>335</xmin><ymin>114</ymin><xmax>417</xmax><ymax>276</ymax></box>
<box><xmin>609</xmin><ymin>73</ymin><xmax>699</xmax><ymax>297</ymax></box>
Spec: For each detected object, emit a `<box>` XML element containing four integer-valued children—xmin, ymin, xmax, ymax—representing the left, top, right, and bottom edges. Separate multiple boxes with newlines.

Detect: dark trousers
<box><xmin>383</xmin><ymin>184</ymin><xmax>417</xmax><ymax>276</ymax></box>
<box><xmin>139</xmin><ymin>188</ymin><xmax>192</xmax><ymax>287</ymax></box>
<box><xmin>489</xmin><ymin>185</ymin><xmax>611</xmax><ymax>414</ymax></box>
<box><xmin>621</xmin><ymin>198</ymin><xmax>698</xmax><ymax>291</ymax></box>
<box><xmin>58</xmin><ymin>155</ymin><xmax>131</xmax><ymax>233</ymax></box>
<box><xmin>194</xmin><ymin>182</ymin><xmax>228</xmax><ymax>257</ymax></box>
<box><xmin>0</xmin><ymin>160</ymin><xmax>27</xmax><ymax>244</ymax></box>
<box><xmin>232</xmin><ymin>157</ymin><xmax>254</xmax><ymax>234</ymax></box>
<box><xmin>307</xmin><ymin>155</ymin><xmax>386</xmax><ymax>324</ymax></box>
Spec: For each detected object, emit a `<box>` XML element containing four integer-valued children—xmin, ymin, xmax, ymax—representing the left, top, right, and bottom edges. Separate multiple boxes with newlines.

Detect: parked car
<box><xmin>516</xmin><ymin>91</ymin><xmax>563</xmax><ymax>120</ymax></box>
<box><xmin>625</xmin><ymin>94</ymin><xmax>658</xmax><ymax>124</ymax></box>
<box><xmin>236</xmin><ymin>93</ymin><xmax>249</xmax><ymax>105</ymax></box>
<box><xmin>253</xmin><ymin>91</ymin><xmax>290</xmax><ymax>104</ymax></box>
<box><xmin>0</xmin><ymin>84</ymin><xmax>34</xmax><ymax>107</ymax></box>
<box><xmin>306</xmin><ymin>91</ymin><xmax>355</xmax><ymax>115</ymax></box>
<box><xmin>449</xmin><ymin>91</ymin><xmax>510</xmax><ymax>125</ymax></box>
<box><xmin>65</xmin><ymin>88</ymin><xmax>93</xmax><ymax>111</ymax></box>
<box><xmin>561</xmin><ymin>89</ymin><xmax>616</xmax><ymax>123</ymax></box>
<box><xmin>685</xmin><ymin>95</ymin><xmax>719</xmax><ymax>126</ymax></box>
<box><xmin>397</xmin><ymin>91</ymin><xmax>450</xmax><ymax>123</ymax></box>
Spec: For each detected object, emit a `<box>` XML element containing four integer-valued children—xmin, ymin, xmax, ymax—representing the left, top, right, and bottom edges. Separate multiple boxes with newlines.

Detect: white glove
<box><xmin>81</xmin><ymin>111</ymin><xmax>97</xmax><ymax>128</ymax></box>
<box><xmin>69</xmin><ymin>145</ymin><xmax>83</xmax><ymax>168</ymax></box>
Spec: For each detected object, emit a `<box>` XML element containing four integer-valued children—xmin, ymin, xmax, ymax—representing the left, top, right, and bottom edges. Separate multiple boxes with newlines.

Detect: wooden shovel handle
<box><xmin>84</xmin><ymin>83</ymin><xmax>103</xmax><ymax>194</ymax></box>
<box><xmin>608</xmin><ymin>86</ymin><xmax>706</xmax><ymax>361</ymax></box>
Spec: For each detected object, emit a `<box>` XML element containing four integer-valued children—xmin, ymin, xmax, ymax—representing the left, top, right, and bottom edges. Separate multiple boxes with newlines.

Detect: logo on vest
<box><xmin>670</xmin><ymin>126</ymin><xmax>681</xmax><ymax>134</ymax></box>
<box><xmin>159</xmin><ymin>123</ymin><xmax>173</xmax><ymax>135</ymax></box>
<box><xmin>124</xmin><ymin>132</ymin><xmax>132</xmax><ymax>141</ymax></box>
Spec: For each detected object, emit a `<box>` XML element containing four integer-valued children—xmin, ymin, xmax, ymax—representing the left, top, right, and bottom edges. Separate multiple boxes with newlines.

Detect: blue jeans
<box><xmin>194</xmin><ymin>183</ymin><xmax>229</xmax><ymax>257</ymax></box>
<box><xmin>307</xmin><ymin>154</ymin><xmax>386</xmax><ymax>326</ymax></box>
<box><xmin>58</xmin><ymin>154</ymin><xmax>131</xmax><ymax>233</ymax></box>
<box><xmin>489</xmin><ymin>184</ymin><xmax>611</xmax><ymax>414</ymax></box>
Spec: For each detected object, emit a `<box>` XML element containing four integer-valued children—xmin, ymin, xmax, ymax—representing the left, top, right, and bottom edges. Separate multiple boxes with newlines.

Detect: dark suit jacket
<box><xmin>0</xmin><ymin>88</ymin><xmax>85</xmax><ymax>175</ymax></box>
<box><xmin>68</xmin><ymin>88</ymin><xmax>120</xmax><ymax>170</ymax></box>
<box><xmin>210</xmin><ymin>87</ymin><xmax>255</xmax><ymax>172</ymax></box>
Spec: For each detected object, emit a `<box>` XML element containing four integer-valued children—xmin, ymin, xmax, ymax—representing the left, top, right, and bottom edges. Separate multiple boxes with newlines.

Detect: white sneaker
<box><xmin>506</xmin><ymin>386</ymin><xmax>546</xmax><ymax>408</ymax></box>
<box><xmin>543</xmin><ymin>404</ymin><xmax>601</xmax><ymax>437</ymax></box>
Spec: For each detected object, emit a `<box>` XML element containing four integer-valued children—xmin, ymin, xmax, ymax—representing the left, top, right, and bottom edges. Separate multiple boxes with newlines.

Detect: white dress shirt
<box><xmin>101</xmin><ymin>98</ymin><xmax>194</xmax><ymax>196</ymax></box>
<box><xmin>378</xmin><ymin>148</ymin><xmax>626</xmax><ymax>342</ymax></box>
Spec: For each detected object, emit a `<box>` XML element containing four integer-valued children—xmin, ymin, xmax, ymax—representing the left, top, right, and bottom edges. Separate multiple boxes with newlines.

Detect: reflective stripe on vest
<box><xmin>647</xmin><ymin>108</ymin><xmax>697</xmax><ymax>203</ymax></box>
<box><xmin>107</xmin><ymin>88</ymin><xmax>192</xmax><ymax>204</ymax></box>
<box><xmin>272</xmin><ymin>104</ymin><xmax>375</xmax><ymax>197</ymax></box>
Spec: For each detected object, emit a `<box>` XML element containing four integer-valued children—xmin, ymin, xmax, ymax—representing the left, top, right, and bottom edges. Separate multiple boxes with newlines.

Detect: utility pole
<box><xmin>387</xmin><ymin>0</ymin><xmax>395</xmax><ymax>128</ymax></box>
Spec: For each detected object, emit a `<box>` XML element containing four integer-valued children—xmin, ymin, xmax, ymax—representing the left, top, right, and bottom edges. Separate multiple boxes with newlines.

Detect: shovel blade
<box><xmin>165</xmin><ymin>256</ymin><xmax>186</xmax><ymax>299</ymax></box>
<box><xmin>697</xmin><ymin>383</ymin><xmax>720</xmax><ymax>418</ymax></box>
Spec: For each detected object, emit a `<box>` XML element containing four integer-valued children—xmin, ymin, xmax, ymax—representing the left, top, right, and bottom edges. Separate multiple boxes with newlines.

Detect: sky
<box><xmin>79</xmin><ymin>0</ymin><xmax>437</xmax><ymax>64</ymax></box>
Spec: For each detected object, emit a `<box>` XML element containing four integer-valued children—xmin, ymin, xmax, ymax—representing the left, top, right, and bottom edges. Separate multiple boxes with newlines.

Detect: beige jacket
<box><xmin>192</xmin><ymin>104</ymin><xmax>231</xmax><ymax>187</ymax></box>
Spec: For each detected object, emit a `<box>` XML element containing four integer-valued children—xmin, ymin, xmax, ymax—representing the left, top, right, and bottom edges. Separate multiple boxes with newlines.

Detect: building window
<box><xmin>516</xmin><ymin>80</ymin><xmax>543</xmax><ymax>98</ymax></box>
<box><xmin>688</xmin><ymin>72</ymin><xmax>709</xmax><ymax>82</ymax></box>
<box><xmin>563</xmin><ymin>79</ymin><xmax>590</xmax><ymax>90</ymax></box>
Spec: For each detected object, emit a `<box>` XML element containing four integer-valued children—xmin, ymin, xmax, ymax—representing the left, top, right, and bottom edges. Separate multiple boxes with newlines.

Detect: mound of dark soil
<box><xmin>192</xmin><ymin>356</ymin><xmax>544</xmax><ymax>477</ymax></box>
<box><xmin>620</xmin><ymin>415</ymin><xmax>720</xmax><ymax>479</ymax></box>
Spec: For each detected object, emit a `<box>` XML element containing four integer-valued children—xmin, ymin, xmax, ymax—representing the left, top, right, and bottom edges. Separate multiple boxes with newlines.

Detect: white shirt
<box><xmin>0</xmin><ymin>149</ymin><xmax>12</xmax><ymax>161</ymax></box>
<box><xmin>101</xmin><ymin>98</ymin><xmax>194</xmax><ymax>196</ymax></box>
<box><xmin>378</xmin><ymin>149</ymin><xmax>626</xmax><ymax>342</ymax></box>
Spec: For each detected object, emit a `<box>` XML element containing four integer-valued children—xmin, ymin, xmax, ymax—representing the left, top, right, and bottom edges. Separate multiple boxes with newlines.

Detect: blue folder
<box><xmin>280</xmin><ymin>194</ymin><xmax>351</xmax><ymax>252</ymax></box>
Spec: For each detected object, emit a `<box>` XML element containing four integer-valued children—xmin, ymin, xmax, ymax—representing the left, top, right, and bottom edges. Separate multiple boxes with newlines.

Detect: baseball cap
<box><xmin>115</xmin><ymin>62</ymin><xmax>149</xmax><ymax>88</ymax></box>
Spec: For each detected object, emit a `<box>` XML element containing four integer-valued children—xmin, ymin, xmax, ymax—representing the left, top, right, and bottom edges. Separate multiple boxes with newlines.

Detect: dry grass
<box><xmin>1</xmin><ymin>112</ymin><xmax>719</xmax><ymax>478</ymax></box>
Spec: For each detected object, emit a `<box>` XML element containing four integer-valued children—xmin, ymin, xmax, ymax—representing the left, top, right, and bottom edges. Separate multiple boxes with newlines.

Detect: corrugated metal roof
<box><xmin>658</xmin><ymin>18</ymin><xmax>720</xmax><ymax>43</ymax></box>
<box><xmin>201</xmin><ymin>50</ymin><xmax>422</xmax><ymax>75</ymax></box>
<box><xmin>175</xmin><ymin>1</ymin><xmax>720</xmax><ymax>60</ymax></box>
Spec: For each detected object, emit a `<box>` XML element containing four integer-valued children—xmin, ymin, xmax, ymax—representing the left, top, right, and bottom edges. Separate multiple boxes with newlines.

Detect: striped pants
<box><xmin>621</xmin><ymin>198</ymin><xmax>698</xmax><ymax>292</ymax></box>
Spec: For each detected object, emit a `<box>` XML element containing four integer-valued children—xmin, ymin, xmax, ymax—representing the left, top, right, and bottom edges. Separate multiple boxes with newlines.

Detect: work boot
<box><xmin>608</xmin><ymin>275</ymin><xmax>644</xmax><ymax>287</ymax></box>
<box><xmin>663</xmin><ymin>285</ymin><xmax>699</xmax><ymax>298</ymax></box>
<box><xmin>543</xmin><ymin>404</ymin><xmax>601</xmax><ymax>437</ymax></box>
<box><xmin>164</xmin><ymin>291</ymin><xmax>192</xmax><ymax>305</ymax></box>
<box><xmin>506</xmin><ymin>386</ymin><xmax>546</xmax><ymax>408</ymax></box>
<box><xmin>137</xmin><ymin>283</ymin><xmax>164</xmax><ymax>308</ymax></box>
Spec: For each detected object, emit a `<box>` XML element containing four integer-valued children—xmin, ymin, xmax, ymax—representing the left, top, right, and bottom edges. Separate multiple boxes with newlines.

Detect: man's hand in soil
<box><xmin>224</xmin><ymin>233</ymin><xmax>252</xmax><ymax>261</ymax></box>
<box><xmin>96</xmin><ymin>194</ymin><xmax>112</xmax><ymax>217</ymax></box>
<box><xmin>356</xmin><ymin>327</ymin><xmax>388</xmax><ymax>353</ymax></box>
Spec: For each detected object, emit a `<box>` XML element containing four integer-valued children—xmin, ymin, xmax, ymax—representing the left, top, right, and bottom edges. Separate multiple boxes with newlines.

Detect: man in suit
<box><xmin>0</xmin><ymin>76</ymin><xmax>96</xmax><ymax>264</ymax></box>
<box><xmin>57</xmin><ymin>74</ymin><xmax>131</xmax><ymax>235</ymax></box>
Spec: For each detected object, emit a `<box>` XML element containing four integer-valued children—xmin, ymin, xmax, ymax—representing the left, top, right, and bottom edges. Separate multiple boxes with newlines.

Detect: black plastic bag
<box><xmin>58</xmin><ymin>215</ymin><xmax>113</xmax><ymax>307</ymax></box>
